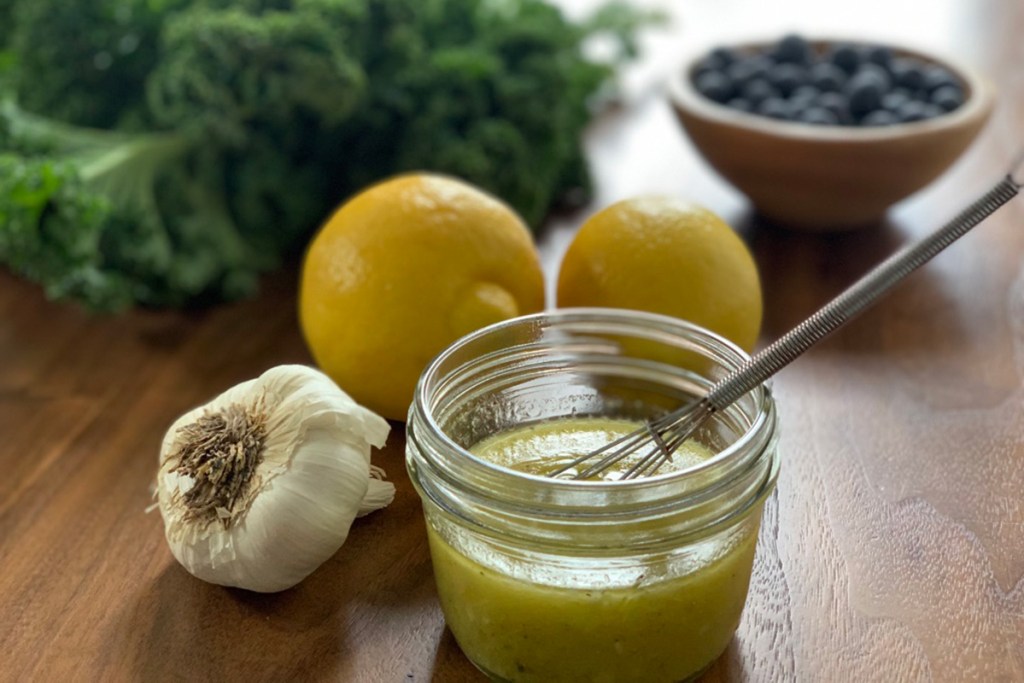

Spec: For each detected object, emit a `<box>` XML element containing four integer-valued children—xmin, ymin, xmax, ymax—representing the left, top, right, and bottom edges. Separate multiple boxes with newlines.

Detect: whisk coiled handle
<box><xmin>706</xmin><ymin>174</ymin><xmax>1021</xmax><ymax>412</ymax></box>
<box><xmin>562</xmin><ymin>160</ymin><xmax>1021</xmax><ymax>481</ymax></box>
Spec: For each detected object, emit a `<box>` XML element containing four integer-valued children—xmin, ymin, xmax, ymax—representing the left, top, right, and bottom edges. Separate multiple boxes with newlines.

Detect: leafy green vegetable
<box><xmin>0</xmin><ymin>99</ymin><xmax>264</xmax><ymax>309</ymax></box>
<box><xmin>7</xmin><ymin>0</ymin><xmax>188</xmax><ymax>130</ymax></box>
<box><xmin>0</xmin><ymin>0</ymin><xmax>659</xmax><ymax>310</ymax></box>
<box><xmin>148</xmin><ymin>4</ymin><xmax>369</xmax><ymax>255</ymax></box>
<box><xmin>342</xmin><ymin>0</ymin><xmax>607</xmax><ymax>226</ymax></box>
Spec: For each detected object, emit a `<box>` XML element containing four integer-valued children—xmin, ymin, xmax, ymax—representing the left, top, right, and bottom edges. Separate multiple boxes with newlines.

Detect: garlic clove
<box><xmin>358</xmin><ymin>465</ymin><xmax>397</xmax><ymax>517</ymax></box>
<box><xmin>156</xmin><ymin>364</ymin><xmax>392</xmax><ymax>592</ymax></box>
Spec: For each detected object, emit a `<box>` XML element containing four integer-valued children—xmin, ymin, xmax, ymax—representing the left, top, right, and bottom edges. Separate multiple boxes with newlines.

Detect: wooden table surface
<box><xmin>3</xmin><ymin>1</ymin><xmax>1023</xmax><ymax>681</ymax></box>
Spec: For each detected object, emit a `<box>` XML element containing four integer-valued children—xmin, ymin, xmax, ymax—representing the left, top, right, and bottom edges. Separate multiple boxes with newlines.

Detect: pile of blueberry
<box><xmin>692</xmin><ymin>34</ymin><xmax>966</xmax><ymax>126</ymax></box>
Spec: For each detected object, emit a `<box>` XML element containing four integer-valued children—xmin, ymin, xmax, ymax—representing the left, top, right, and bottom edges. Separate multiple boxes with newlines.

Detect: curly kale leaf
<box><xmin>1</xmin><ymin>0</ymin><xmax>658</xmax><ymax>311</ymax></box>
<box><xmin>8</xmin><ymin>0</ymin><xmax>192</xmax><ymax>129</ymax></box>
<box><xmin>0</xmin><ymin>100</ymin><xmax>263</xmax><ymax>309</ymax></box>
<box><xmin>0</xmin><ymin>0</ymin><xmax>15</xmax><ymax>48</ymax></box>
<box><xmin>145</xmin><ymin>3</ymin><xmax>370</xmax><ymax>254</ymax></box>
<box><xmin>330</xmin><ymin>0</ymin><xmax>638</xmax><ymax>226</ymax></box>
<box><xmin>0</xmin><ymin>155</ymin><xmax>134</xmax><ymax>310</ymax></box>
<box><xmin>147</xmin><ymin>5</ymin><xmax>366</xmax><ymax>143</ymax></box>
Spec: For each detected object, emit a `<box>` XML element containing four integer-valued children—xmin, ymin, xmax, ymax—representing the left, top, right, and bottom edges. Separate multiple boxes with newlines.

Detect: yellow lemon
<box><xmin>299</xmin><ymin>174</ymin><xmax>545</xmax><ymax>421</ymax></box>
<box><xmin>557</xmin><ymin>197</ymin><xmax>762</xmax><ymax>352</ymax></box>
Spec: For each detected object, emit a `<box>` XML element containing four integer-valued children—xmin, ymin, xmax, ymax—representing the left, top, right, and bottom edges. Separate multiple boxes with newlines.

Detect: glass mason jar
<box><xmin>406</xmin><ymin>309</ymin><xmax>779</xmax><ymax>683</ymax></box>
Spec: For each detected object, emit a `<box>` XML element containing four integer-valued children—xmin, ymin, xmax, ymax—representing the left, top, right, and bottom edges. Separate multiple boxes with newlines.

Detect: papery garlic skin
<box><xmin>157</xmin><ymin>365</ymin><xmax>392</xmax><ymax>592</ymax></box>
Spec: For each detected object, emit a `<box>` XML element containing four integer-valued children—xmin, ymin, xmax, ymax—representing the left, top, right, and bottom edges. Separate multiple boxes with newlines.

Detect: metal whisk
<box><xmin>552</xmin><ymin>155</ymin><xmax>1024</xmax><ymax>481</ymax></box>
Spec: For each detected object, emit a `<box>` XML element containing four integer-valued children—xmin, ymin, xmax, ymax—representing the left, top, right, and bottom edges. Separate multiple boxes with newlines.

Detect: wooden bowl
<box><xmin>667</xmin><ymin>39</ymin><xmax>996</xmax><ymax>230</ymax></box>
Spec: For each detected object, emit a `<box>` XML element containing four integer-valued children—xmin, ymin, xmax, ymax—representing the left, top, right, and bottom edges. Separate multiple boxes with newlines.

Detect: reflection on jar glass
<box><xmin>407</xmin><ymin>309</ymin><xmax>780</xmax><ymax>683</ymax></box>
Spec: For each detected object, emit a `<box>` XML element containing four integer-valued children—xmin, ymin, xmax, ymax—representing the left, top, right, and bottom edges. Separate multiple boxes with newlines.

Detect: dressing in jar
<box><xmin>407</xmin><ymin>309</ymin><xmax>779</xmax><ymax>683</ymax></box>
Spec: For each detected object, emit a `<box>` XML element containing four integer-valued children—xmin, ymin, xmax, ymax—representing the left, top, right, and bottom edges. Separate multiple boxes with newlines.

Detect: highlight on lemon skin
<box><xmin>299</xmin><ymin>173</ymin><xmax>545</xmax><ymax>422</ymax></box>
<box><xmin>556</xmin><ymin>196</ymin><xmax>763</xmax><ymax>353</ymax></box>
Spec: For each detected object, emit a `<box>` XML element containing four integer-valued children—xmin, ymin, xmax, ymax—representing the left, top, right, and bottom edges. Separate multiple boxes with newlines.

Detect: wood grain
<box><xmin>2</xmin><ymin>1</ymin><xmax>1023</xmax><ymax>681</ymax></box>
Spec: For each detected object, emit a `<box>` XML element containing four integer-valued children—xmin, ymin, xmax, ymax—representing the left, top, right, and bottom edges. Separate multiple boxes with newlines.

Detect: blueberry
<box><xmin>811</xmin><ymin>62</ymin><xmax>846</xmax><ymax>92</ymax></box>
<box><xmin>830</xmin><ymin>44</ymin><xmax>862</xmax><ymax>74</ymax></box>
<box><xmin>697</xmin><ymin>49</ymin><xmax>733</xmax><ymax>74</ymax></box>
<box><xmin>742</xmin><ymin>78</ymin><xmax>779</xmax><ymax>105</ymax></box>
<box><xmin>769</xmin><ymin>63</ymin><xmax>807</xmax><ymax>96</ymax></box>
<box><xmin>694</xmin><ymin>70</ymin><xmax>734</xmax><ymax>103</ymax></box>
<box><xmin>922</xmin><ymin>64</ymin><xmax>958</xmax><ymax>92</ymax></box>
<box><xmin>798</xmin><ymin>107</ymin><xmax>839</xmax><ymax>125</ymax></box>
<box><xmin>864</xmin><ymin>45</ymin><xmax>894</xmax><ymax>71</ymax></box>
<box><xmin>881</xmin><ymin>90</ymin><xmax>911</xmax><ymax>112</ymax></box>
<box><xmin>727</xmin><ymin>60</ymin><xmax>761</xmax><ymax>89</ymax></box>
<box><xmin>817</xmin><ymin>91</ymin><xmax>851</xmax><ymax>123</ymax></box>
<box><xmin>930</xmin><ymin>84</ymin><xmax>964</xmax><ymax>111</ymax></box>
<box><xmin>790</xmin><ymin>84</ymin><xmax>820</xmax><ymax>104</ymax></box>
<box><xmin>746</xmin><ymin>55</ymin><xmax>776</xmax><ymax>79</ymax></box>
<box><xmin>896</xmin><ymin>100</ymin><xmax>929</xmax><ymax>122</ymax></box>
<box><xmin>920</xmin><ymin>103</ymin><xmax>945</xmax><ymax>119</ymax></box>
<box><xmin>758</xmin><ymin>97</ymin><xmax>791</xmax><ymax>120</ymax></box>
<box><xmin>890</xmin><ymin>58</ymin><xmax>926</xmax><ymax>90</ymax></box>
<box><xmin>854</xmin><ymin>63</ymin><xmax>893</xmax><ymax>92</ymax></box>
<box><xmin>727</xmin><ymin>97</ymin><xmax>754</xmax><ymax>112</ymax></box>
<box><xmin>862</xmin><ymin>109</ymin><xmax>898</xmax><ymax>126</ymax></box>
<box><xmin>775</xmin><ymin>33</ymin><xmax>813</xmax><ymax>64</ymax></box>
<box><xmin>709</xmin><ymin>47</ymin><xmax>738</xmax><ymax>68</ymax></box>
<box><xmin>847</xmin><ymin>73</ymin><xmax>885</xmax><ymax>116</ymax></box>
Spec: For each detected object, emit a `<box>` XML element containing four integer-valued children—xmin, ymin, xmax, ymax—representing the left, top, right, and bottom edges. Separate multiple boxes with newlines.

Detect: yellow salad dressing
<box><xmin>470</xmin><ymin>417</ymin><xmax>712</xmax><ymax>479</ymax></box>
<box><xmin>426</xmin><ymin>417</ymin><xmax>760</xmax><ymax>682</ymax></box>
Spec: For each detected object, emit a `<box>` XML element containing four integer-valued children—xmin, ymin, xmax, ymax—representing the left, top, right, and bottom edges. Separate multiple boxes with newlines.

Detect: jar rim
<box><xmin>413</xmin><ymin>307</ymin><xmax>775</xmax><ymax>492</ymax></box>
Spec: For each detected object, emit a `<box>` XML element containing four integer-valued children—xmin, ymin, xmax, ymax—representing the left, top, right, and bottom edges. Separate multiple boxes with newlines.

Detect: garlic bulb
<box><xmin>156</xmin><ymin>364</ymin><xmax>393</xmax><ymax>592</ymax></box>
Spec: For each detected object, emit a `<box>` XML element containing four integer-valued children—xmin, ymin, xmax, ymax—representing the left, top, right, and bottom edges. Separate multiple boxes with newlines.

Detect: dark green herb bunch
<box><xmin>0</xmin><ymin>0</ymin><xmax>660</xmax><ymax>310</ymax></box>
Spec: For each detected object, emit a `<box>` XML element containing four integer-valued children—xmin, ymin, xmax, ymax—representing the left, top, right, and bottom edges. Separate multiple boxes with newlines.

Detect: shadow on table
<box><xmin>113</xmin><ymin>561</ymin><xmax>356</xmax><ymax>682</ymax></box>
<box><xmin>737</xmin><ymin>208</ymin><xmax>957</xmax><ymax>354</ymax></box>
<box><xmin>115</xmin><ymin>446</ymin><xmax>445</xmax><ymax>682</ymax></box>
<box><xmin>429</xmin><ymin>628</ymin><xmax>488</xmax><ymax>682</ymax></box>
<box><xmin>699</xmin><ymin>638</ymin><xmax>746</xmax><ymax>682</ymax></box>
